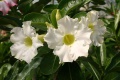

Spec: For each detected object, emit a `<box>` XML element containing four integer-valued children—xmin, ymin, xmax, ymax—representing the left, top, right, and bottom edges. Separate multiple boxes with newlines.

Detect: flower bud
<box><xmin>56</xmin><ymin>9</ymin><xmax>62</xmax><ymax>20</ymax></box>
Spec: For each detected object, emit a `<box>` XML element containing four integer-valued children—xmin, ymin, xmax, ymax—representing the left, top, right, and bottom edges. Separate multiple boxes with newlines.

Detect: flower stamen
<box><xmin>63</xmin><ymin>34</ymin><xmax>75</xmax><ymax>45</ymax></box>
<box><xmin>24</xmin><ymin>37</ymin><xmax>32</xmax><ymax>47</ymax></box>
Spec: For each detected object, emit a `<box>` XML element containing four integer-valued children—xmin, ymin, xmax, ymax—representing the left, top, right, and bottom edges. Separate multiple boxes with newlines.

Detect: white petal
<box><xmin>87</xmin><ymin>11</ymin><xmax>99</xmax><ymax>23</ymax></box>
<box><xmin>44</xmin><ymin>27</ymin><xmax>63</xmax><ymax>49</ymax></box>
<box><xmin>90</xmin><ymin>32</ymin><xmax>103</xmax><ymax>46</ymax></box>
<box><xmin>22</xmin><ymin>21</ymin><xmax>36</xmax><ymax>37</ymax></box>
<box><xmin>10</xmin><ymin>27</ymin><xmax>25</xmax><ymax>43</ymax></box>
<box><xmin>70</xmin><ymin>41</ymin><xmax>89</xmax><ymax>60</ymax></box>
<box><xmin>10</xmin><ymin>42</ymin><xmax>38</xmax><ymax>63</ymax></box>
<box><xmin>57</xmin><ymin>16</ymin><xmax>79</xmax><ymax>34</ymax></box>
<box><xmin>32</xmin><ymin>34</ymin><xmax>43</xmax><ymax>48</ymax></box>
<box><xmin>53</xmin><ymin>45</ymin><xmax>73</xmax><ymax>63</ymax></box>
<box><xmin>75</xmin><ymin>26</ymin><xmax>92</xmax><ymax>45</ymax></box>
<box><xmin>0</xmin><ymin>1</ymin><xmax>10</xmax><ymax>15</ymax></box>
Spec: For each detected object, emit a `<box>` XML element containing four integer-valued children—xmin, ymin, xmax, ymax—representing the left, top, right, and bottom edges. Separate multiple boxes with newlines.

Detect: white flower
<box><xmin>80</xmin><ymin>11</ymin><xmax>106</xmax><ymax>46</ymax></box>
<box><xmin>10</xmin><ymin>21</ymin><xmax>43</xmax><ymax>63</ymax></box>
<box><xmin>44</xmin><ymin>16</ymin><xmax>91</xmax><ymax>63</ymax></box>
<box><xmin>0</xmin><ymin>0</ymin><xmax>17</xmax><ymax>15</ymax></box>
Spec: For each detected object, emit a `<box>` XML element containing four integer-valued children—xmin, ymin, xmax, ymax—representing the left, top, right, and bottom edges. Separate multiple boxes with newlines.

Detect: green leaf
<box><xmin>106</xmin><ymin>52</ymin><xmax>120</xmax><ymax>72</ymax></box>
<box><xmin>29</xmin><ymin>0</ymin><xmax>51</xmax><ymax>12</ymax></box>
<box><xmin>40</xmin><ymin>53</ymin><xmax>60</xmax><ymax>75</ymax></box>
<box><xmin>16</xmin><ymin>57</ymin><xmax>42</xmax><ymax>80</ymax></box>
<box><xmin>80</xmin><ymin>58</ymin><xmax>101</xmax><ymax>80</ymax></box>
<box><xmin>0</xmin><ymin>63</ymin><xmax>11</xmax><ymax>78</ymax></box>
<box><xmin>73</xmin><ymin>12</ymin><xmax>87</xmax><ymax>20</ymax></box>
<box><xmin>43</xmin><ymin>4</ymin><xmax>58</xmax><ymax>13</ymax></box>
<box><xmin>100</xmin><ymin>43</ymin><xmax>106</xmax><ymax>66</ymax></box>
<box><xmin>59</xmin><ymin>0</ymin><xmax>91</xmax><ymax>15</ymax></box>
<box><xmin>37</xmin><ymin>43</ymin><xmax>51</xmax><ymax>56</ymax></box>
<box><xmin>8</xmin><ymin>60</ymin><xmax>19</xmax><ymax>80</ymax></box>
<box><xmin>24</xmin><ymin>12</ymin><xmax>49</xmax><ymax>31</ymax></box>
<box><xmin>103</xmin><ymin>72</ymin><xmax>120</xmax><ymax>80</ymax></box>
<box><xmin>56</xmin><ymin>62</ymin><xmax>82</xmax><ymax>80</ymax></box>
<box><xmin>24</xmin><ymin>12</ymin><xmax>49</xmax><ymax>23</ymax></box>
<box><xmin>50</xmin><ymin>9</ymin><xmax>58</xmax><ymax>28</ymax></box>
<box><xmin>58</xmin><ymin>0</ymin><xmax>72</xmax><ymax>9</ymax></box>
<box><xmin>114</xmin><ymin>10</ymin><xmax>120</xmax><ymax>30</ymax></box>
<box><xmin>18</xmin><ymin>0</ymin><xmax>32</xmax><ymax>14</ymax></box>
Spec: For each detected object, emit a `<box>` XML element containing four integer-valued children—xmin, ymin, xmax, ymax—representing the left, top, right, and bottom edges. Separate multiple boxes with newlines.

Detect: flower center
<box><xmin>63</xmin><ymin>34</ymin><xmax>75</xmax><ymax>45</ymax></box>
<box><xmin>88</xmin><ymin>23</ymin><xmax>94</xmax><ymax>30</ymax></box>
<box><xmin>24</xmin><ymin>37</ymin><xmax>32</xmax><ymax>47</ymax></box>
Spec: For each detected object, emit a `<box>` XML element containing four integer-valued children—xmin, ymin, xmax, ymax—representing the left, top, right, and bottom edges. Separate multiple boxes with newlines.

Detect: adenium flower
<box><xmin>44</xmin><ymin>16</ymin><xmax>91</xmax><ymax>63</ymax></box>
<box><xmin>80</xmin><ymin>11</ymin><xmax>106</xmax><ymax>46</ymax></box>
<box><xmin>10</xmin><ymin>21</ymin><xmax>43</xmax><ymax>63</ymax></box>
<box><xmin>0</xmin><ymin>0</ymin><xmax>17</xmax><ymax>15</ymax></box>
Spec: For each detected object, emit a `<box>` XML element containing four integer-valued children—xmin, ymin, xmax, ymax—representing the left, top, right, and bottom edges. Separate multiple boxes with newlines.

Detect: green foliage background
<box><xmin>0</xmin><ymin>0</ymin><xmax>120</xmax><ymax>80</ymax></box>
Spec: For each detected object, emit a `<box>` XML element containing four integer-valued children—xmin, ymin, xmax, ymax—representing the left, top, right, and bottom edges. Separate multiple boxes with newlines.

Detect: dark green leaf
<box><xmin>18</xmin><ymin>0</ymin><xmax>32</xmax><ymax>14</ymax></box>
<box><xmin>43</xmin><ymin>4</ymin><xmax>58</xmax><ymax>13</ymax></box>
<box><xmin>16</xmin><ymin>57</ymin><xmax>42</xmax><ymax>80</ymax></box>
<box><xmin>103</xmin><ymin>72</ymin><xmax>120</xmax><ymax>80</ymax></box>
<box><xmin>56</xmin><ymin>62</ymin><xmax>82</xmax><ymax>80</ymax></box>
<box><xmin>80</xmin><ymin>58</ymin><xmax>101</xmax><ymax>80</ymax></box>
<box><xmin>0</xmin><ymin>63</ymin><xmax>11</xmax><ymax>78</ymax></box>
<box><xmin>106</xmin><ymin>52</ymin><xmax>120</xmax><ymax>72</ymax></box>
<box><xmin>40</xmin><ymin>53</ymin><xmax>60</xmax><ymax>75</ymax></box>
<box><xmin>8</xmin><ymin>60</ymin><xmax>19</xmax><ymax>80</ymax></box>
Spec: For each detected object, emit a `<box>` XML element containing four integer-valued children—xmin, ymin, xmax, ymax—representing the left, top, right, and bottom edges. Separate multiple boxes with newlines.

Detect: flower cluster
<box><xmin>0</xmin><ymin>0</ymin><xmax>17</xmax><ymax>15</ymax></box>
<box><xmin>44</xmin><ymin>10</ymin><xmax>106</xmax><ymax>63</ymax></box>
<box><xmin>10</xmin><ymin>10</ymin><xmax>106</xmax><ymax>63</ymax></box>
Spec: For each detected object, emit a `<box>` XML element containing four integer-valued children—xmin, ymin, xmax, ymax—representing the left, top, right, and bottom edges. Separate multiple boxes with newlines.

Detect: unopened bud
<box><xmin>56</xmin><ymin>9</ymin><xmax>62</xmax><ymax>21</ymax></box>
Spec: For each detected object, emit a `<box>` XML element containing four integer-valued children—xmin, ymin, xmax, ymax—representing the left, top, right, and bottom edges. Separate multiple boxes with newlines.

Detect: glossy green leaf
<box><xmin>56</xmin><ymin>62</ymin><xmax>82</xmax><ymax>80</ymax></box>
<box><xmin>40</xmin><ymin>53</ymin><xmax>60</xmax><ymax>75</ymax></box>
<box><xmin>16</xmin><ymin>57</ymin><xmax>42</xmax><ymax>80</ymax></box>
<box><xmin>24</xmin><ymin>12</ymin><xmax>49</xmax><ymax>30</ymax></box>
<box><xmin>43</xmin><ymin>4</ymin><xmax>58</xmax><ymax>13</ymax></box>
<box><xmin>59</xmin><ymin>0</ymin><xmax>91</xmax><ymax>15</ymax></box>
<box><xmin>24</xmin><ymin>12</ymin><xmax>49</xmax><ymax>23</ymax></box>
<box><xmin>100</xmin><ymin>43</ymin><xmax>106</xmax><ymax>66</ymax></box>
<box><xmin>58</xmin><ymin>0</ymin><xmax>72</xmax><ymax>9</ymax></box>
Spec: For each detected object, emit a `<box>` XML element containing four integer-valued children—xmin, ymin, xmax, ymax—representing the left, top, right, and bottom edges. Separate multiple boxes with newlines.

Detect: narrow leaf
<box><xmin>114</xmin><ymin>10</ymin><xmax>120</xmax><ymax>30</ymax></box>
<box><xmin>100</xmin><ymin>43</ymin><xmax>106</xmax><ymax>66</ymax></box>
<box><xmin>16</xmin><ymin>57</ymin><xmax>42</xmax><ymax>80</ymax></box>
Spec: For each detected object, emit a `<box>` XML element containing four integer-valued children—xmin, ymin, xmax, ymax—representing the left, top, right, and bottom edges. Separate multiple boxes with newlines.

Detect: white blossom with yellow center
<box><xmin>0</xmin><ymin>0</ymin><xmax>17</xmax><ymax>15</ymax></box>
<box><xmin>80</xmin><ymin>11</ymin><xmax>106</xmax><ymax>46</ymax></box>
<box><xmin>44</xmin><ymin>16</ymin><xmax>92</xmax><ymax>63</ymax></box>
<box><xmin>10</xmin><ymin>21</ymin><xmax>43</xmax><ymax>63</ymax></box>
